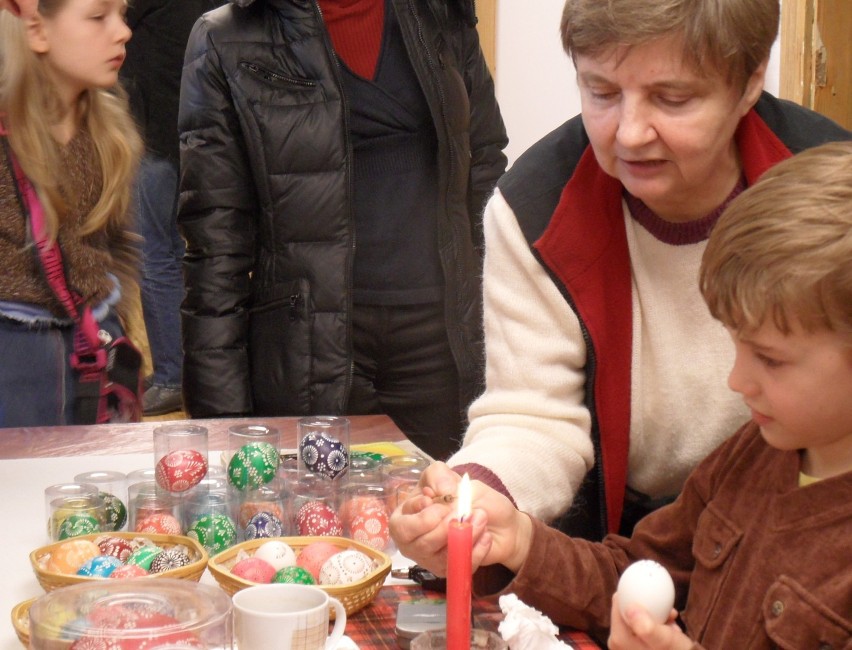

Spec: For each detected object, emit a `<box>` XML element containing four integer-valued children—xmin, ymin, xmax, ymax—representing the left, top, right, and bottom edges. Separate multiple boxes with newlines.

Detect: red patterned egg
<box><xmin>296</xmin><ymin>541</ymin><xmax>341</xmax><ymax>581</ymax></box>
<box><xmin>135</xmin><ymin>513</ymin><xmax>182</xmax><ymax>535</ymax></box>
<box><xmin>97</xmin><ymin>536</ymin><xmax>136</xmax><ymax>562</ymax></box>
<box><xmin>296</xmin><ymin>501</ymin><xmax>342</xmax><ymax>537</ymax></box>
<box><xmin>231</xmin><ymin>557</ymin><xmax>276</xmax><ymax>584</ymax></box>
<box><xmin>347</xmin><ymin>502</ymin><xmax>390</xmax><ymax>551</ymax></box>
<box><xmin>155</xmin><ymin>449</ymin><xmax>208</xmax><ymax>492</ymax></box>
<box><xmin>319</xmin><ymin>549</ymin><xmax>374</xmax><ymax>585</ymax></box>
<box><xmin>109</xmin><ymin>564</ymin><xmax>148</xmax><ymax>579</ymax></box>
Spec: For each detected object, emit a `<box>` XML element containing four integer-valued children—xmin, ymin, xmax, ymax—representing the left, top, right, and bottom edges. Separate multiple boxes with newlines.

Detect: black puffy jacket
<box><xmin>178</xmin><ymin>0</ymin><xmax>508</xmax><ymax>418</ymax></box>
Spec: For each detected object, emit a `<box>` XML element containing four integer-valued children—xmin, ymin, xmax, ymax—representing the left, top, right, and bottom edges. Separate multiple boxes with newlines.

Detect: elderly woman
<box><xmin>391</xmin><ymin>0</ymin><xmax>850</xmax><ymax>564</ymax></box>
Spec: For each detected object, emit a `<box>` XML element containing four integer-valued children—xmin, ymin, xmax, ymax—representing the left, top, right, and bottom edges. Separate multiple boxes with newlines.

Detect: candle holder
<box><xmin>411</xmin><ymin>629</ymin><xmax>508</xmax><ymax>649</ymax></box>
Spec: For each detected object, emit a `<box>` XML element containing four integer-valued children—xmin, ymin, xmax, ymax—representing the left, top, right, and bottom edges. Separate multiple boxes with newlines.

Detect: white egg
<box><xmin>253</xmin><ymin>540</ymin><xmax>297</xmax><ymax>571</ymax></box>
<box><xmin>616</xmin><ymin>560</ymin><xmax>675</xmax><ymax>624</ymax></box>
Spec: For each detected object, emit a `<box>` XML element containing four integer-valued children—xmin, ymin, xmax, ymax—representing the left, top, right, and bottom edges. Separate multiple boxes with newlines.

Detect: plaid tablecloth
<box><xmin>345</xmin><ymin>585</ymin><xmax>602</xmax><ymax>649</ymax></box>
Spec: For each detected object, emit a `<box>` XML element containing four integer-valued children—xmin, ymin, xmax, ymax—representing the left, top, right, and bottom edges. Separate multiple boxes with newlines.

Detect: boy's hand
<box><xmin>608</xmin><ymin>594</ymin><xmax>692</xmax><ymax>650</ymax></box>
<box><xmin>1</xmin><ymin>0</ymin><xmax>37</xmax><ymax>18</ymax></box>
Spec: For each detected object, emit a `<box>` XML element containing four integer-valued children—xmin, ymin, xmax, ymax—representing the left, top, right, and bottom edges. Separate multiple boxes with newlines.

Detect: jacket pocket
<box><xmin>682</xmin><ymin>503</ymin><xmax>743</xmax><ymax>634</ymax></box>
<box><xmin>763</xmin><ymin>577</ymin><xmax>852</xmax><ymax>649</ymax></box>
<box><xmin>249</xmin><ymin>279</ymin><xmax>312</xmax><ymax>414</ymax></box>
<box><xmin>238</xmin><ymin>62</ymin><xmax>325</xmax><ymax>105</ymax></box>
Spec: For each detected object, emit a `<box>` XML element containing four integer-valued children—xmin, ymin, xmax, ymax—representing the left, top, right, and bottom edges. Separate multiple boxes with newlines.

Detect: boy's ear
<box><xmin>25</xmin><ymin>14</ymin><xmax>50</xmax><ymax>54</ymax></box>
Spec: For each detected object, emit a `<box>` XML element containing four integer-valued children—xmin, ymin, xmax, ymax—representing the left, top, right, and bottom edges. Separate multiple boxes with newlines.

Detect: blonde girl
<box><xmin>0</xmin><ymin>0</ymin><xmax>142</xmax><ymax>426</ymax></box>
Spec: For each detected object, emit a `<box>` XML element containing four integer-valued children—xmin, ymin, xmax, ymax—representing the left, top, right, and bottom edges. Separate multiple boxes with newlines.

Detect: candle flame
<box><xmin>456</xmin><ymin>473</ymin><xmax>472</xmax><ymax>521</ymax></box>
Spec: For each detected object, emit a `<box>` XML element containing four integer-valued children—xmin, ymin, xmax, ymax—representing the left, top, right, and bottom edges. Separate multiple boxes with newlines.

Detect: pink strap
<box><xmin>3</xmin><ymin>136</ymin><xmax>104</xmax><ymax>364</ymax></box>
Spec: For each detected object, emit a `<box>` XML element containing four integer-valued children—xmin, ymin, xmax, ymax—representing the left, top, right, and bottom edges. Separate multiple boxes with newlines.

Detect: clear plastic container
<box><xmin>28</xmin><ymin>578</ymin><xmax>232</xmax><ymax>649</ymax></box>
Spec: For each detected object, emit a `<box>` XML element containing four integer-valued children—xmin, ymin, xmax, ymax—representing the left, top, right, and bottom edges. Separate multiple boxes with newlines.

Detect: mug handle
<box><xmin>325</xmin><ymin>597</ymin><xmax>347</xmax><ymax>649</ymax></box>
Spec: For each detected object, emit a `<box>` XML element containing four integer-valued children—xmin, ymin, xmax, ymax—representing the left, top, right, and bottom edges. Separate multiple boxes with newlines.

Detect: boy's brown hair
<box><xmin>700</xmin><ymin>141</ymin><xmax>852</xmax><ymax>340</ymax></box>
<box><xmin>560</xmin><ymin>0</ymin><xmax>779</xmax><ymax>88</ymax></box>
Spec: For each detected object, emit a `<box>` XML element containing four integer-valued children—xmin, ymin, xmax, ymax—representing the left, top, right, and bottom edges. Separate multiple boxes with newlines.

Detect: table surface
<box><xmin>0</xmin><ymin>415</ymin><xmax>599</xmax><ymax>649</ymax></box>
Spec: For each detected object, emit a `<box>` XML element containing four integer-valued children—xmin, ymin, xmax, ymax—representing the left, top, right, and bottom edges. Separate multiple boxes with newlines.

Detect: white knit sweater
<box><xmin>450</xmin><ymin>189</ymin><xmax>749</xmax><ymax>523</ymax></box>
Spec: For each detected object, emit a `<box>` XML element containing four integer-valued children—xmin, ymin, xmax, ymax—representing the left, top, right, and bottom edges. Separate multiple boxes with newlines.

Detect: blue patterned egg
<box><xmin>227</xmin><ymin>442</ymin><xmax>280</xmax><ymax>490</ymax></box>
<box><xmin>76</xmin><ymin>555</ymin><xmax>122</xmax><ymax>578</ymax></box>
<box><xmin>244</xmin><ymin>511</ymin><xmax>284</xmax><ymax>540</ymax></box>
<box><xmin>299</xmin><ymin>432</ymin><xmax>349</xmax><ymax>480</ymax></box>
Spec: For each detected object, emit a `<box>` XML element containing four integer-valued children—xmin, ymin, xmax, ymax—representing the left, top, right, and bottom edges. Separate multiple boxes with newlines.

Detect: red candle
<box><xmin>446</xmin><ymin>474</ymin><xmax>472</xmax><ymax>650</ymax></box>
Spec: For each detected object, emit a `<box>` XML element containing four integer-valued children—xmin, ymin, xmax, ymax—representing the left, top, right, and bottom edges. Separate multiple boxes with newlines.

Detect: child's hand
<box><xmin>608</xmin><ymin>594</ymin><xmax>692</xmax><ymax>650</ymax></box>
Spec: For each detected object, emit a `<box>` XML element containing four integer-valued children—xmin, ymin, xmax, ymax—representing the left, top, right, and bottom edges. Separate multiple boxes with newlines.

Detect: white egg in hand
<box><xmin>616</xmin><ymin>560</ymin><xmax>675</xmax><ymax>624</ymax></box>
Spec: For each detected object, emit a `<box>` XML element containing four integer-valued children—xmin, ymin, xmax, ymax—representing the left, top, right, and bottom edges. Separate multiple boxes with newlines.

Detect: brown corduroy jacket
<box><xmin>476</xmin><ymin>422</ymin><xmax>852</xmax><ymax>649</ymax></box>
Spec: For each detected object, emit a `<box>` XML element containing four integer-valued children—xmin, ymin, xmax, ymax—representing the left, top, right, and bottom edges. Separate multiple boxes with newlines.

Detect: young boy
<box><xmin>390</xmin><ymin>141</ymin><xmax>852</xmax><ymax>649</ymax></box>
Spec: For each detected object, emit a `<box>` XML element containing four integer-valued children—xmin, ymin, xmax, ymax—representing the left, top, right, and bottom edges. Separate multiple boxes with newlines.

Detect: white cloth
<box><xmin>498</xmin><ymin>594</ymin><xmax>572</xmax><ymax>649</ymax></box>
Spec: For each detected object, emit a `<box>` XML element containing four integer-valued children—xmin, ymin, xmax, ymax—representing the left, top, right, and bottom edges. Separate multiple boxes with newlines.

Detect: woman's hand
<box><xmin>608</xmin><ymin>594</ymin><xmax>693</xmax><ymax>650</ymax></box>
<box><xmin>0</xmin><ymin>0</ymin><xmax>37</xmax><ymax>18</ymax></box>
<box><xmin>389</xmin><ymin>462</ymin><xmax>534</xmax><ymax>576</ymax></box>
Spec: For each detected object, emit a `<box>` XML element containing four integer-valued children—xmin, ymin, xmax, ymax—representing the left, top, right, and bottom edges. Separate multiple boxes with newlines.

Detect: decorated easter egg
<box><xmin>299</xmin><ymin>432</ymin><xmax>349</xmax><ymax>480</ymax></box>
<box><xmin>125</xmin><ymin>545</ymin><xmax>163</xmax><ymax>571</ymax></box>
<box><xmin>245</xmin><ymin>511</ymin><xmax>284</xmax><ymax>540</ymax></box>
<box><xmin>109</xmin><ymin>563</ymin><xmax>149</xmax><ymax>579</ymax></box>
<box><xmin>97</xmin><ymin>536</ymin><xmax>136</xmax><ymax>562</ymax></box>
<box><xmin>238</xmin><ymin>500</ymin><xmax>285</xmax><ymax>528</ymax></box>
<box><xmin>187</xmin><ymin>513</ymin><xmax>237</xmax><ymax>553</ymax></box>
<box><xmin>272</xmin><ymin>565</ymin><xmax>315</xmax><ymax>585</ymax></box>
<box><xmin>231</xmin><ymin>557</ymin><xmax>276</xmax><ymax>584</ymax></box>
<box><xmin>319</xmin><ymin>549</ymin><xmax>374</xmax><ymax>585</ymax></box>
<box><xmin>296</xmin><ymin>540</ymin><xmax>341</xmax><ymax>581</ymax></box>
<box><xmin>100</xmin><ymin>492</ymin><xmax>128</xmax><ymax>531</ymax></box>
<box><xmin>47</xmin><ymin>539</ymin><xmax>101</xmax><ymax>574</ymax></box>
<box><xmin>135</xmin><ymin>512</ymin><xmax>182</xmax><ymax>535</ymax></box>
<box><xmin>149</xmin><ymin>546</ymin><xmax>193</xmax><ymax>573</ymax></box>
<box><xmin>155</xmin><ymin>449</ymin><xmax>208</xmax><ymax>492</ymax></box>
<box><xmin>57</xmin><ymin>513</ymin><xmax>100</xmax><ymax>540</ymax></box>
<box><xmin>227</xmin><ymin>442</ymin><xmax>279</xmax><ymax>490</ymax></box>
<box><xmin>343</xmin><ymin>496</ymin><xmax>390</xmax><ymax>551</ymax></box>
<box><xmin>253</xmin><ymin>540</ymin><xmax>297</xmax><ymax>571</ymax></box>
<box><xmin>296</xmin><ymin>500</ymin><xmax>342</xmax><ymax>537</ymax></box>
<box><xmin>76</xmin><ymin>555</ymin><xmax>122</xmax><ymax>578</ymax></box>
<box><xmin>617</xmin><ymin>560</ymin><xmax>676</xmax><ymax>624</ymax></box>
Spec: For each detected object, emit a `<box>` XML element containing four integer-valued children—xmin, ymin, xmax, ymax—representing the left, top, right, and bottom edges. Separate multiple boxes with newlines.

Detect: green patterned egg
<box><xmin>227</xmin><ymin>442</ymin><xmax>280</xmax><ymax>490</ymax></box>
<box><xmin>272</xmin><ymin>565</ymin><xmax>315</xmax><ymax>585</ymax></box>
<box><xmin>187</xmin><ymin>513</ymin><xmax>237</xmax><ymax>553</ymax></box>
<box><xmin>125</xmin><ymin>545</ymin><xmax>163</xmax><ymax>571</ymax></box>
<box><xmin>100</xmin><ymin>492</ymin><xmax>127</xmax><ymax>531</ymax></box>
<box><xmin>57</xmin><ymin>513</ymin><xmax>100</xmax><ymax>540</ymax></box>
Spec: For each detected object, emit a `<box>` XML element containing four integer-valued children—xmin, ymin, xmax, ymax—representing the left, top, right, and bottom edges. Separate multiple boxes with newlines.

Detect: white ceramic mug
<box><xmin>232</xmin><ymin>583</ymin><xmax>346</xmax><ymax>650</ymax></box>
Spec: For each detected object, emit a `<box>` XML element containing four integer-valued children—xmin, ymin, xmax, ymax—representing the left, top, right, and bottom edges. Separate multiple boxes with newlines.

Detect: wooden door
<box><xmin>476</xmin><ymin>0</ymin><xmax>497</xmax><ymax>76</ymax></box>
<box><xmin>780</xmin><ymin>0</ymin><xmax>852</xmax><ymax>129</ymax></box>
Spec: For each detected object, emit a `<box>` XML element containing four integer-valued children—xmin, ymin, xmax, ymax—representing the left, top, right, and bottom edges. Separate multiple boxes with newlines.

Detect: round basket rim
<box><xmin>207</xmin><ymin>535</ymin><xmax>392</xmax><ymax>615</ymax></box>
<box><xmin>30</xmin><ymin>531</ymin><xmax>209</xmax><ymax>590</ymax></box>
<box><xmin>11</xmin><ymin>597</ymin><xmax>35</xmax><ymax>647</ymax></box>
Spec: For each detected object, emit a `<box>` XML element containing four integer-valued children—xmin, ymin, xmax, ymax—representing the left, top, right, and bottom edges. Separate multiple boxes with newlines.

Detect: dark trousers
<box><xmin>348</xmin><ymin>302</ymin><xmax>465</xmax><ymax>461</ymax></box>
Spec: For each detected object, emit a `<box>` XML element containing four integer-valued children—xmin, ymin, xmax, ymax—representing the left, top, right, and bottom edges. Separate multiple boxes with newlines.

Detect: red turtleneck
<box><xmin>317</xmin><ymin>0</ymin><xmax>385</xmax><ymax>79</ymax></box>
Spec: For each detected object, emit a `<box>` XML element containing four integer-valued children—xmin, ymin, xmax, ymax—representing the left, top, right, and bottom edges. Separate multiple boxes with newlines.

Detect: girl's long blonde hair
<box><xmin>0</xmin><ymin>1</ymin><xmax>142</xmax><ymax>242</ymax></box>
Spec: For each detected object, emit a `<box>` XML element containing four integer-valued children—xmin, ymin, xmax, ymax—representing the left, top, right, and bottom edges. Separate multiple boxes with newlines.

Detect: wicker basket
<box><xmin>11</xmin><ymin>598</ymin><xmax>33</xmax><ymax>648</ymax></box>
<box><xmin>30</xmin><ymin>532</ymin><xmax>209</xmax><ymax>592</ymax></box>
<box><xmin>208</xmin><ymin>536</ymin><xmax>391</xmax><ymax>617</ymax></box>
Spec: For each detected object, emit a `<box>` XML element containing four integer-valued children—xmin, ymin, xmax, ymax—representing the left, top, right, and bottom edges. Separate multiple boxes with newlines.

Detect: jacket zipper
<box><xmin>240</xmin><ymin>62</ymin><xmax>317</xmax><ymax>88</ymax></box>
<box><xmin>311</xmin><ymin>0</ymin><xmax>356</xmax><ymax>410</ymax></box>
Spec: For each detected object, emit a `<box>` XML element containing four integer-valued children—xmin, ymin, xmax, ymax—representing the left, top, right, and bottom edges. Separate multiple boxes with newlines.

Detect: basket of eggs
<box><xmin>29</xmin><ymin>531</ymin><xmax>209</xmax><ymax>592</ymax></box>
<box><xmin>208</xmin><ymin>536</ymin><xmax>392</xmax><ymax>617</ymax></box>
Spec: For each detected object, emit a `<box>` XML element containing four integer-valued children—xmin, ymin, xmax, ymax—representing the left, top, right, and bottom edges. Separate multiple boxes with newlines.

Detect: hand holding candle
<box><xmin>446</xmin><ymin>473</ymin><xmax>473</xmax><ymax>650</ymax></box>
